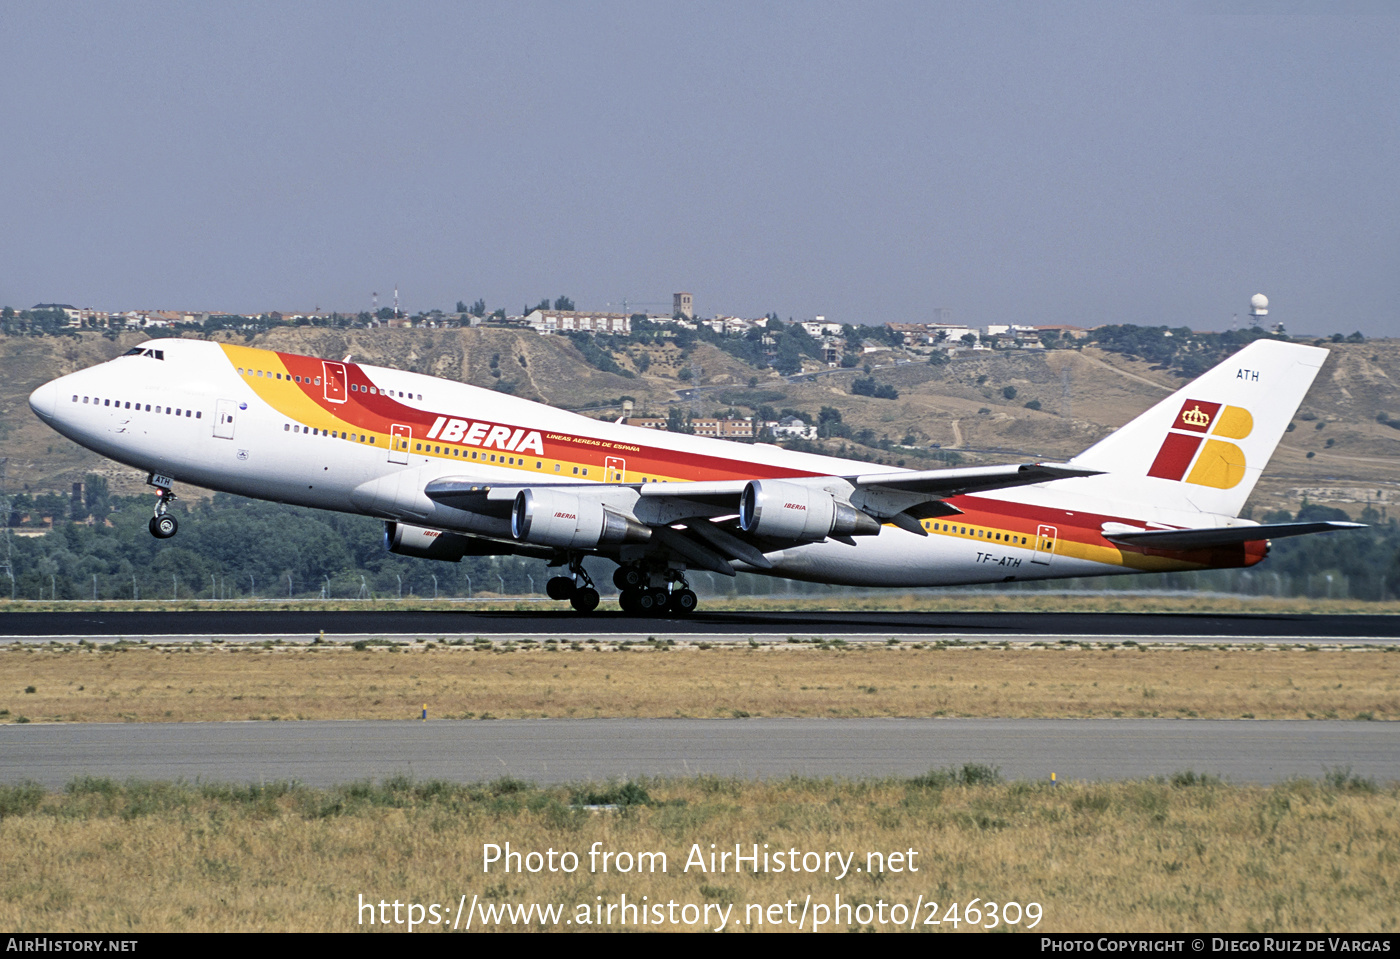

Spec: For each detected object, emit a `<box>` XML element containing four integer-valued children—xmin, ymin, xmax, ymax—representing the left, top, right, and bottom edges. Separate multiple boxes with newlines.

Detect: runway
<box><xmin>2</xmin><ymin>609</ymin><xmax>1399</xmax><ymax>643</ymax></box>
<box><xmin>5</xmin><ymin>610</ymin><xmax>1393</xmax><ymax>789</ymax></box>
<box><xmin>2</xmin><ymin>719</ymin><xmax>1394</xmax><ymax>788</ymax></box>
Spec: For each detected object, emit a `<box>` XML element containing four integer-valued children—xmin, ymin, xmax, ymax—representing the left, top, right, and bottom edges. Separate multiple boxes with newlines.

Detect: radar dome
<box><xmin>1250</xmin><ymin>293</ymin><xmax>1268</xmax><ymax>316</ymax></box>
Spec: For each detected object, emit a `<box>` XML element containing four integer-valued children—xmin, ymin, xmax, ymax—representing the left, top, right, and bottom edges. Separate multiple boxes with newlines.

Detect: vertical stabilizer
<box><xmin>1069</xmin><ymin>340</ymin><xmax>1328</xmax><ymax>517</ymax></box>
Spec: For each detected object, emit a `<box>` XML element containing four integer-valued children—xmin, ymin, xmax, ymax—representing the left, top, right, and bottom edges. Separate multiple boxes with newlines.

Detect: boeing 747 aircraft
<box><xmin>27</xmin><ymin>337</ymin><xmax>1359</xmax><ymax>614</ymax></box>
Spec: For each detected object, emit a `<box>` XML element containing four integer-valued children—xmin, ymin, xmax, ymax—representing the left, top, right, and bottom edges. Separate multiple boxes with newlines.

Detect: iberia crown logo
<box><xmin>1181</xmin><ymin>405</ymin><xmax>1211</xmax><ymax>428</ymax></box>
<box><xmin>1147</xmin><ymin>399</ymin><xmax>1255</xmax><ymax>489</ymax></box>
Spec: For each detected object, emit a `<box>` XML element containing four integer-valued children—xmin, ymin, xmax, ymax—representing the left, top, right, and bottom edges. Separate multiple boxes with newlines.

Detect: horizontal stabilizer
<box><xmin>1104</xmin><ymin>521</ymin><xmax>1365</xmax><ymax>551</ymax></box>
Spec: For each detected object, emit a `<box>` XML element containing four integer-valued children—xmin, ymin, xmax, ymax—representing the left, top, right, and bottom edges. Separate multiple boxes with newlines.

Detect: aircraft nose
<box><xmin>29</xmin><ymin>380</ymin><xmax>58</xmax><ymax>421</ymax></box>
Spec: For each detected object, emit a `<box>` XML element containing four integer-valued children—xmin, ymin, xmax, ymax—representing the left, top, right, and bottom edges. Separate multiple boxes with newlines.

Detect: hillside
<box><xmin>3</xmin><ymin>329</ymin><xmax>1398</xmax><ymax>521</ymax></box>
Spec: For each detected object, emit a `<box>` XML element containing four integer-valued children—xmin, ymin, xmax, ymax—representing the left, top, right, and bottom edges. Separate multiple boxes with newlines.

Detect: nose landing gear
<box><xmin>145</xmin><ymin>474</ymin><xmax>179</xmax><ymax>539</ymax></box>
<box><xmin>148</xmin><ymin>488</ymin><xmax>178</xmax><ymax>539</ymax></box>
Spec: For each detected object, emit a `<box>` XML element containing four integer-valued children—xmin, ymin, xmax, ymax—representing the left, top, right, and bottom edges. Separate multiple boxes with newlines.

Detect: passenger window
<box><xmin>284</xmin><ymin>424</ymin><xmax>290</xmax><ymax>431</ymax></box>
<box><xmin>196</xmin><ymin>411</ymin><xmax>201</xmax><ymax>418</ymax></box>
<box><xmin>104</xmin><ymin>399</ymin><xmax>110</xmax><ymax>406</ymax></box>
<box><xmin>314</xmin><ymin>377</ymin><xmax>321</xmax><ymax>385</ymax></box>
<box><xmin>573</xmin><ymin>467</ymin><xmax>579</xmax><ymax>475</ymax></box>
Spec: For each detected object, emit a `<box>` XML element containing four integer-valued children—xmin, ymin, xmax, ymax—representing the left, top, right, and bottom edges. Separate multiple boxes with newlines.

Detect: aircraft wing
<box><xmin>846</xmin><ymin>462</ymin><xmax>1099</xmax><ymax>498</ymax></box>
<box><xmin>1103</xmin><ymin>521</ymin><xmax>1365</xmax><ymax>551</ymax></box>
<box><xmin>424</xmin><ymin>462</ymin><xmax>1100</xmax><ymax>562</ymax></box>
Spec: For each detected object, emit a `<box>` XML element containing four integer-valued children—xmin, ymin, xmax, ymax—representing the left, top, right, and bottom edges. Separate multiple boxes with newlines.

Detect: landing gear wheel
<box><xmin>618</xmin><ymin>589</ymin><xmax>639</xmax><ymax>613</ymax></box>
<box><xmin>613</xmin><ymin>566</ymin><xmax>645</xmax><ymax>590</ymax></box>
<box><xmin>149</xmin><ymin>515</ymin><xmax>178</xmax><ymax>539</ymax></box>
<box><xmin>569</xmin><ymin>587</ymin><xmax>599</xmax><ymax>613</ymax></box>
<box><xmin>635</xmin><ymin>589</ymin><xmax>660</xmax><ymax>613</ymax></box>
<box><xmin>546</xmin><ymin>576</ymin><xmax>576</xmax><ymax>600</ymax></box>
<box><xmin>668</xmin><ymin>589</ymin><xmax>698</xmax><ymax>615</ymax></box>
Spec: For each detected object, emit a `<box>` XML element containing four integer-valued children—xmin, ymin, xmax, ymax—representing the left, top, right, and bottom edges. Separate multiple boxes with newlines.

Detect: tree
<box><xmin>553</xmin><ymin>295</ymin><xmax>574</xmax><ymax>311</ymax></box>
<box><xmin>83</xmin><ymin>474</ymin><xmax>111</xmax><ymax>519</ymax></box>
<box><xmin>852</xmin><ymin>377</ymin><xmax>899</xmax><ymax>400</ymax></box>
<box><xmin>471</xmin><ymin>299</ymin><xmax>486</xmax><ymax>317</ymax></box>
<box><xmin>666</xmin><ymin>407</ymin><xmax>693</xmax><ymax>433</ymax></box>
<box><xmin>1002</xmin><ymin>386</ymin><xmax>1018</xmax><ymax>400</ymax></box>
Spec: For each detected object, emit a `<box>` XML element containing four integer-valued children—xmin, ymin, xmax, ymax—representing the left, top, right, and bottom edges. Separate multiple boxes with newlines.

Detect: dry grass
<box><xmin>2</xmin><ymin>641</ymin><xmax>1397</xmax><ymax>724</ymax></box>
<box><xmin>0</xmin><ymin>773</ymin><xmax>1394</xmax><ymax>932</ymax></box>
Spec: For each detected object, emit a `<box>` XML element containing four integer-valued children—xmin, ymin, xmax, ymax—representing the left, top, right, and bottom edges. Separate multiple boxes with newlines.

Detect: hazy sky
<box><xmin>2</xmin><ymin>1</ymin><xmax>1396</xmax><ymax>334</ymax></box>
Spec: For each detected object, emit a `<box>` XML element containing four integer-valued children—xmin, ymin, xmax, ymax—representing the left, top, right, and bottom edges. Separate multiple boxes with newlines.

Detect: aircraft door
<box><xmin>389</xmin><ymin>424</ymin><xmax>411</xmax><ymax>465</ymax></box>
<box><xmin>1032</xmin><ymin>524</ymin><xmax>1058</xmax><ymax>565</ymax></box>
<box><xmin>213</xmin><ymin>399</ymin><xmax>237</xmax><ymax>440</ymax></box>
<box><xmin>323</xmin><ymin>362</ymin><xmax>348</xmax><ymax>403</ymax></box>
<box><xmin>605</xmin><ymin>456</ymin><xmax>626</xmax><ymax>483</ymax></box>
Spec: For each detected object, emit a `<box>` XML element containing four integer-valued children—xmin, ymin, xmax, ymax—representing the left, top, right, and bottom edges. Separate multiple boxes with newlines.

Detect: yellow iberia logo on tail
<box><xmin>1147</xmin><ymin>400</ymin><xmax>1253</xmax><ymax>489</ymax></box>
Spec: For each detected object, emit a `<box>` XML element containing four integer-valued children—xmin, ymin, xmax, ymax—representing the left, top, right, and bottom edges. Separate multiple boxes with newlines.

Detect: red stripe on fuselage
<box><xmin>272</xmin><ymin>351</ymin><xmax>816</xmax><ymax>482</ymax></box>
<box><xmin>951</xmin><ymin>494</ymin><xmax>1267</xmax><ymax>566</ymax></box>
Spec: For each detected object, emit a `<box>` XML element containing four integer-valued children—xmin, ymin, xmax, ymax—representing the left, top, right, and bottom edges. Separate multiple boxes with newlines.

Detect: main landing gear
<box><xmin>545</xmin><ymin>556</ymin><xmax>601</xmax><ymax>613</ymax></box>
<box><xmin>148</xmin><ymin>488</ymin><xmax>178</xmax><ymax>539</ymax></box>
<box><xmin>613</xmin><ymin>564</ymin><xmax>697</xmax><ymax>616</ymax></box>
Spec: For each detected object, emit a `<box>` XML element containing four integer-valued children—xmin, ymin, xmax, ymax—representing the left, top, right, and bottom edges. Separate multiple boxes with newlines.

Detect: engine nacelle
<box><xmin>511</xmin><ymin>488</ymin><xmax>651</xmax><ymax>549</ymax></box>
<box><xmin>739</xmin><ymin>480</ymin><xmax>880</xmax><ymax>542</ymax></box>
<box><xmin>384</xmin><ymin>522</ymin><xmax>483</xmax><ymax>562</ymax></box>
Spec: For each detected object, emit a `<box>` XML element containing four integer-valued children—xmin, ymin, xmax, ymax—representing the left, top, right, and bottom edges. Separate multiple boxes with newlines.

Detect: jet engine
<box><xmin>739</xmin><ymin>479</ymin><xmax>881</xmax><ymax>542</ymax></box>
<box><xmin>511</xmin><ymin>488</ymin><xmax>651</xmax><ymax>549</ymax></box>
<box><xmin>384</xmin><ymin>522</ymin><xmax>490</xmax><ymax>562</ymax></box>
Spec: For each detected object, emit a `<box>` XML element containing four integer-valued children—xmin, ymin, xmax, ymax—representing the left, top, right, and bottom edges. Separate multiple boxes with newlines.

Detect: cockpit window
<box><xmin>123</xmin><ymin>347</ymin><xmax>165</xmax><ymax>360</ymax></box>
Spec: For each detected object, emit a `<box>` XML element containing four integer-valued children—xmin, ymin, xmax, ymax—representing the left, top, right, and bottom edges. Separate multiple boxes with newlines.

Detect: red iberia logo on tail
<box><xmin>1147</xmin><ymin>400</ymin><xmax>1254</xmax><ymax>489</ymax></box>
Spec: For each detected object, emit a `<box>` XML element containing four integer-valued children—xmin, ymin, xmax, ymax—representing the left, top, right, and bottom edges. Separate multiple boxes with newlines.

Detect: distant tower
<box><xmin>673</xmin><ymin>292</ymin><xmax>693</xmax><ymax>319</ymax></box>
<box><xmin>1249</xmin><ymin>293</ymin><xmax>1269</xmax><ymax>319</ymax></box>
<box><xmin>372</xmin><ymin>292</ymin><xmax>378</xmax><ymax>314</ymax></box>
<box><xmin>394</xmin><ymin>286</ymin><xmax>400</xmax><ymax>318</ymax></box>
